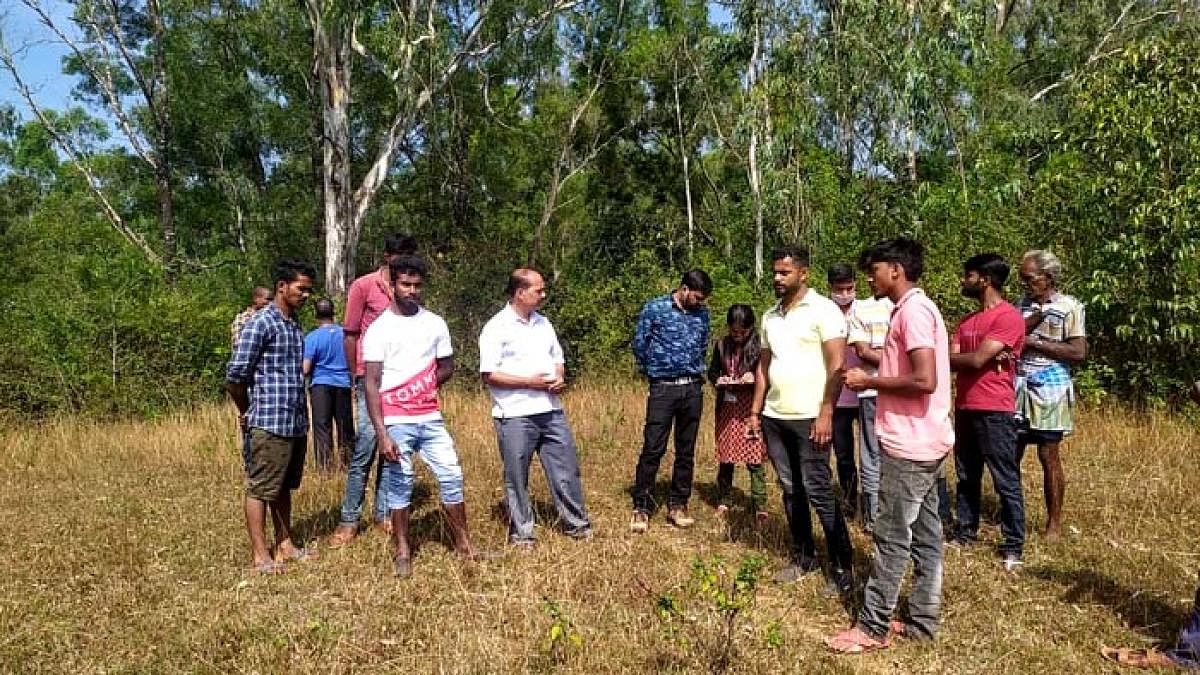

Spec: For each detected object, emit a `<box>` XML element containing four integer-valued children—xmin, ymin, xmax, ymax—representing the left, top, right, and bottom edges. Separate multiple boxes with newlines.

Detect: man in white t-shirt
<box><xmin>362</xmin><ymin>255</ymin><xmax>487</xmax><ymax>578</ymax></box>
<box><xmin>479</xmin><ymin>269</ymin><xmax>591</xmax><ymax>548</ymax></box>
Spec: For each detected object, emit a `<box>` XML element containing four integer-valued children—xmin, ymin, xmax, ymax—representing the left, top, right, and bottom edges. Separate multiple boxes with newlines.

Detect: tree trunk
<box><xmin>149</xmin><ymin>0</ymin><xmax>176</xmax><ymax>283</ymax></box>
<box><xmin>309</xmin><ymin>70</ymin><xmax>325</xmax><ymax>242</ymax></box>
<box><xmin>310</xmin><ymin>1</ymin><xmax>355</xmax><ymax>297</ymax></box>
<box><xmin>672</xmin><ymin>60</ymin><xmax>694</xmax><ymax>259</ymax></box>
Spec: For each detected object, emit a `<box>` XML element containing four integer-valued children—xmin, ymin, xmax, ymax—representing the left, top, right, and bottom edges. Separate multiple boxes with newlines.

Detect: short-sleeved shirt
<box><xmin>953</xmin><ymin>303</ymin><xmax>1024</xmax><ymax>412</ymax></box>
<box><xmin>847</xmin><ymin>297</ymin><xmax>894</xmax><ymax>398</ymax></box>
<box><xmin>344</xmin><ymin>268</ymin><xmax>394</xmax><ymax>377</ymax></box>
<box><xmin>632</xmin><ymin>294</ymin><xmax>710</xmax><ymax>379</ymax></box>
<box><xmin>1018</xmin><ymin>293</ymin><xmax>1086</xmax><ymax>373</ymax></box>
<box><xmin>226</xmin><ymin>303</ymin><xmax>308</xmax><ymax>437</ymax></box>
<box><xmin>875</xmin><ymin>289</ymin><xmax>954</xmax><ymax>461</ymax></box>
<box><xmin>304</xmin><ymin>323</ymin><xmax>351</xmax><ymax>388</ymax></box>
<box><xmin>761</xmin><ymin>288</ymin><xmax>847</xmax><ymax>420</ymax></box>
<box><xmin>479</xmin><ymin>304</ymin><xmax>566</xmax><ymax>418</ymax></box>
<box><xmin>361</xmin><ymin>307</ymin><xmax>452</xmax><ymax>425</ymax></box>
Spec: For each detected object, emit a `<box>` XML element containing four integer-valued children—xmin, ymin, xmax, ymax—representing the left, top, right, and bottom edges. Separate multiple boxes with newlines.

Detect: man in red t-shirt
<box><xmin>949</xmin><ymin>253</ymin><xmax>1027</xmax><ymax>570</ymax></box>
<box><xmin>329</xmin><ymin>233</ymin><xmax>418</xmax><ymax>548</ymax></box>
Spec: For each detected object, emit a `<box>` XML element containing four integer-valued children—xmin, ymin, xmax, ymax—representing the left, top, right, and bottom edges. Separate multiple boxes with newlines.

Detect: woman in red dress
<box><xmin>707</xmin><ymin>304</ymin><xmax>768</xmax><ymax>526</ymax></box>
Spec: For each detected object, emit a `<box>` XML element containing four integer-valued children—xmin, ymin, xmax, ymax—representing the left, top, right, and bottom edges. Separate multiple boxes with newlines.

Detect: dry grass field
<box><xmin>2</xmin><ymin>382</ymin><xmax>1198</xmax><ymax>673</ymax></box>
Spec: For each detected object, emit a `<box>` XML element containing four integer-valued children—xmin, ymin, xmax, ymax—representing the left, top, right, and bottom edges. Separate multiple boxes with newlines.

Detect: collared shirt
<box><xmin>344</xmin><ymin>268</ymin><xmax>394</xmax><ymax>377</ymax></box>
<box><xmin>304</xmin><ymin>322</ymin><xmax>351</xmax><ymax>388</ymax></box>
<box><xmin>230</xmin><ymin>306</ymin><xmax>258</xmax><ymax>348</ymax></box>
<box><xmin>1018</xmin><ymin>292</ymin><xmax>1086</xmax><ymax>374</ymax></box>
<box><xmin>846</xmin><ymin>296</ymin><xmax>894</xmax><ymax>398</ymax></box>
<box><xmin>875</xmin><ymin>288</ymin><xmax>954</xmax><ymax>462</ymax></box>
<box><xmin>479</xmin><ymin>304</ymin><xmax>566</xmax><ymax>418</ymax></box>
<box><xmin>761</xmin><ymin>288</ymin><xmax>847</xmax><ymax>420</ymax></box>
<box><xmin>633</xmin><ymin>294</ymin><xmax>710</xmax><ymax>379</ymax></box>
<box><xmin>226</xmin><ymin>303</ymin><xmax>308</xmax><ymax>437</ymax></box>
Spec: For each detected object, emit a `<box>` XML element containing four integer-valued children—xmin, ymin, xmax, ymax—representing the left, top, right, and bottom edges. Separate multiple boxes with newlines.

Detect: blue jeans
<box><xmin>858</xmin><ymin>396</ymin><xmax>883</xmax><ymax>523</ymax></box>
<box><xmin>382</xmin><ymin>420</ymin><xmax>465</xmax><ymax>510</ymax></box>
<box><xmin>858</xmin><ymin>453</ymin><xmax>945</xmax><ymax>640</ymax></box>
<box><xmin>494</xmin><ymin>410</ymin><xmax>591</xmax><ymax>542</ymax></box>
<box><xmin>337</xmin><ymin>381</ymin><xmax>388</xmax><ymax>526</ymax></box>
<box><xmin>954</xmin><ymin>410</ymin><xmax>1026</xmax><ymax>557</ymax></box>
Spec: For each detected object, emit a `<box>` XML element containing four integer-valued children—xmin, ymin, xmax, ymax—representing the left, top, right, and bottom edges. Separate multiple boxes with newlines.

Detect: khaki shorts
<box><xmin>245</xmin><ymin>429</ymin><xmax>306</xmax><ymax>501</ymax></box>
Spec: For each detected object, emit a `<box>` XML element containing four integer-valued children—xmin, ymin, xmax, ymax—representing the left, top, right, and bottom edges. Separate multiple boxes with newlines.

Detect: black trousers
<box><xmin>632</xmin><ymin>381</ymin><xmax>703</xmax><ymax>512</ymax></box>
<box><xmin>309</xmin><ymin>384</ymin><xmax>355</xmax><ymax>471</ymax></box>
<box><xmin>761</xmin><ymin>416</ymin><xmax>855</xmax><ymax>570</ymax></box>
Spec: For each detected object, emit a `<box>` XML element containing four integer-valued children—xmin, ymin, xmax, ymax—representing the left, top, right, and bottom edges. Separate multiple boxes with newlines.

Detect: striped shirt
<box><xmin>226</xmin><ymin>303</ymin><xmax>308</xmax><ymax>437</ymax></box>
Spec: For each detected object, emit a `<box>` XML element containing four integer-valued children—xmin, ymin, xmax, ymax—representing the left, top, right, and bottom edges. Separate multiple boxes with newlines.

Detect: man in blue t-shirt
<box><xmin>304</xmin><ymin>298</ymin><xmax>354</xmax><ymax>472</ymax></box>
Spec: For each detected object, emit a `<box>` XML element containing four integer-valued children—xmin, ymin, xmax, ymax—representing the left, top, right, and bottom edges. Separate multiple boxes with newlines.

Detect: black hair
<box><xmin>712</xmin><ymin>303</ymin><xmax>761</xmax><ymax>379</ymax></box>
<box><xmin>314</xmin><ymin>298</ymin><xmax>335</xmax><ymax>319</ymax></box>
<box><xmin>384</xmin><ymin>233</ymin><xmax>418</xmax><ymax>256</ymax></box>
<box><xmin>272</xmin><ymin>259</ymin><xmax>316</xmax><ymax>286</ymax></box>
<box><xmin>505</xmin><ymin>269</ymin><xmax>540</xmax><ymax>298</ymax></box>
<box><xmin>858</xmin><ymin>237</ymin><xmax>925</xmax><ymax>282</ymax></box>
<box><xmin>772</xmin><ymin>244</ymin><xmax>810</xmax><ymax>267</ymax></box>
<box><xmin>963</xmin><ymin>253</ymin><xmax>1010</xmax><ymax>290</ymax></box>
<box><xmin>389</xmin><ymin>254</ymin><xmax>428</xmax><ymax>279</ymax></box>
<box><xmin>681</xmin><ymin>269</ymin><xmax>713</xmax><ymax>296</ymax></box>
<box><xmin>826</xmin><ymin>263</ymin><xmax>855</xmax><ymax>285</ymax></box>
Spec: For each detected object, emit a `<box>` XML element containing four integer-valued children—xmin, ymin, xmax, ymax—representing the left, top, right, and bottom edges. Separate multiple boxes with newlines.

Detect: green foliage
<box><xmin>1</xmin><ymin>1</ymin><xmax>1196</xmax><ymax>415</ymax></box>
<box><xmin>537</xmin><ymin>598</ymin><xmax>583</xmax><ymax>665</ymax></box>
<box><xmin>651</xmin><ymin>554</ymin><xmax>767</xmax><ymax>674</ymax></box>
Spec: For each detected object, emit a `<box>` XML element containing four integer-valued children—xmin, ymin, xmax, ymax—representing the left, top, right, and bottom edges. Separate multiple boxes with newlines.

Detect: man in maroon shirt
<box><xmin>949</xmin><ymin>253</ymin><xmax>1027</xmax><ymax>571</ymax></box>
<box><xmin>329</xmin><ymin>233</ymin><xmax>418</xmax><ymax>548</ymax></box>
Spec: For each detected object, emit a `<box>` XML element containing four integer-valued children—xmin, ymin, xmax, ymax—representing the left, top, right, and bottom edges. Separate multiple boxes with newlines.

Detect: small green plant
<box><xmin>651</xmin><ymin>554</ymin><xmax>768</xmax><ymax>674</ymax></box>
<box><xmin>539</xmin><ymin>598</ymin><xmax>583</xmax><ymax>664</ymax></box>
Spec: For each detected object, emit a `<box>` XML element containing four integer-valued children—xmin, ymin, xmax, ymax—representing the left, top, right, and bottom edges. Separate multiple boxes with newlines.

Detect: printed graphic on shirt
<box><xmin>380</xmin><ymin>358</ymin><xmax>439</xmax><ymax>419</ymax></box>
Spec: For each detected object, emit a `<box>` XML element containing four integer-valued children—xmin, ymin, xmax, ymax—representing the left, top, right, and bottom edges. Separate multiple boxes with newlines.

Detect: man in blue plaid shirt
<box><xmin>227</xmin><ymin>259</ymin><xmax>317</xmax><ymax>574</ymax></box>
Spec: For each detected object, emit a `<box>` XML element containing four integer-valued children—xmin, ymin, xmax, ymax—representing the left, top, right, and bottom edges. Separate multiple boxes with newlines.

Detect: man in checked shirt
<box><xmin>227</xmin><ymin>259</ymin><xmax>318</xmax><ymax>574</ymax></box>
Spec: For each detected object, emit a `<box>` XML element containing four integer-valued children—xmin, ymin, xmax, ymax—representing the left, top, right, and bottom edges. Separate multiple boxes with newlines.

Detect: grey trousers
<box><xmin>858</xmin><ymin>452</ymin><xmax>946</xmax><ymax>640</ymax></box>
<box><xmin>494</xmin><ymin>410</ymin><xmax>591</xmax><ymax>542</ymax></box>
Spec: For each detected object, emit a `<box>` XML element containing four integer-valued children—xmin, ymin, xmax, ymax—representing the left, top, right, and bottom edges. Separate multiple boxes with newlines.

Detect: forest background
<box><xmin>0</xmin><ymin>0</ymin><xmax>1196</xmax><ymax>417</ymax></box>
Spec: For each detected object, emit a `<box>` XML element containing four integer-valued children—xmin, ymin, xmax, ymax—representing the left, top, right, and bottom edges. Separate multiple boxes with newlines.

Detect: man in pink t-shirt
<box><xmin>330</xmin><ymin>233</ymin><xmax>418</xmax><ymax>548</ymax></box>
<box><xmin>827</xmin><ymin>237</ymin><xmax>954</xmax><ymax>654</ymax></box>
<box><xmin>949</xmin><ymin>253</ymin><xmax>1027</xmax><ymax>570</ymax></box>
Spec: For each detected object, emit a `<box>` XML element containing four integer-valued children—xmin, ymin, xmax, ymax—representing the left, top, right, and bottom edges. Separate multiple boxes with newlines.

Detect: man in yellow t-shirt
<box><xmin>747</xmin><ymin>245</ymin><xmax>853</xmax><ymax>598</ymax></box>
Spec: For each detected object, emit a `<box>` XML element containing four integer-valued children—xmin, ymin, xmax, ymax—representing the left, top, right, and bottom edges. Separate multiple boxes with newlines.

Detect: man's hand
<box><xmin>844</xmin><ymin>367</ymin><xmax>871</xmax><ymax>391</ymax></box>
<box><xmin>739</xmin><ymin>372</ymin><xmax>755</xmax><ymax>384</ymax></box>
<box><xmin>237</xmin><ymin>412</ymin><xmax>249</xmax><ymax>433</ymax></box>
<box><xmin>545</xmin><ymin>375</ymin><xmax>567</xmax><ymax>395</ymax></box>
<box><xmin>810</xmin><ymin>411</ymin><xmax>832</xmax><ymax>446</ymax></box>
<box><xmin>377</xmin><ymin>430</ymin><xmax>400</xmax><ymax>463</ymax></box>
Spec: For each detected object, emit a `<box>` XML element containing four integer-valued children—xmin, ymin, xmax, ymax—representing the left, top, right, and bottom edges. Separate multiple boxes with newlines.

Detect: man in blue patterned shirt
<box><xmin>227</xmin><ymin>259</ymin><xmax>317</xmax><ymax>574</ymax></box>
<box><xmin>630</xmin><ymin>269</ymin><xmax>712</xmax><ymax>532</ymax></box>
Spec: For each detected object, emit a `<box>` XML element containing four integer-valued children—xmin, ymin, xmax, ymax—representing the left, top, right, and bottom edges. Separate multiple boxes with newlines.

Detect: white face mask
<box><xmin>831</xmin><ymin>292</ymin><xmax>855</xmax><ymax>307</ymax></box>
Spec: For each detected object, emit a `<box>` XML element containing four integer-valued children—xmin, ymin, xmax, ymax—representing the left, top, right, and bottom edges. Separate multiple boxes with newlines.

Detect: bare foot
<box><xmin>1043</xmin><ymin>525</ymin><xmax>1063</xmax><ymax>541</ymax></box>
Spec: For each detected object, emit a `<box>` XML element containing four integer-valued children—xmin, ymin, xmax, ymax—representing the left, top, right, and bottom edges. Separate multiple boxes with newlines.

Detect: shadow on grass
<box><xmin>1027</xmin><ymin>559</ymin><xmax>1189</xmax><ymax>643</ymax></box>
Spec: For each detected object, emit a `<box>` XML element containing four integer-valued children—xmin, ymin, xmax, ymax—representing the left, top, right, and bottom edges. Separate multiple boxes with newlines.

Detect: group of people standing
<box><xmin>625</xmin><ymin>239</ymin><xmax>1088</xmax><ymax>652</ymax></box>
<box><xmin>223</xmin><ymin>233</ymin><xmax>1200</xmax><ymax>666</ymax></box>
<box><xmin>226</xmin><ymin>235</ymin><xmax>591</xmax><ymax>578</ymax></box>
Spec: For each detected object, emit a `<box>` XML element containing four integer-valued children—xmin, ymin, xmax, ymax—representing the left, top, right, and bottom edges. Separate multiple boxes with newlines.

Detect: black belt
<box><xmin>650</xmin><ymin>375</ymin><xmax>701</xmax><ymax>385</ymax></box>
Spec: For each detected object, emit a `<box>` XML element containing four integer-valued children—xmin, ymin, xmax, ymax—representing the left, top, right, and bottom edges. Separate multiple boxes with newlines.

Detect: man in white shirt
<box><xmin>479</xmin><ymin>269</ymin><xmax>591</xmax><ymax>548</ymax></box>
<box><xmin>362</xmin><ymin>255</ymin><xmax>488</xmax><ymax>577</ymax></box>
